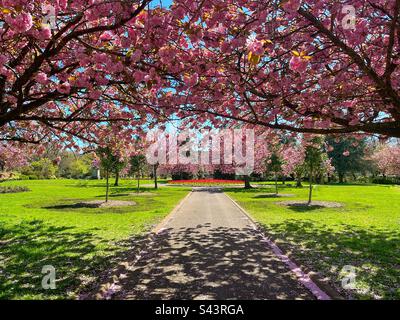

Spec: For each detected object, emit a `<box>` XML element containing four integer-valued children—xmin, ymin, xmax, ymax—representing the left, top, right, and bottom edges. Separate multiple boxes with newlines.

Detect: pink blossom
<box><xmin>282</xmin><ymin>0</ymin><xmax>302</xmax><ymax>13</ymax></box>
<box><xmin>35</xmin><ymin>72</ymin><xmax>48</xmax><ymax>85</ymax></box>
<box><xmin>246</xmin><ymin>36</ymin><xmax>264</xmax><ymax>56</ymax></box>
<box><xmin>5</xmin><ymin>12</ymin><xmax>33</xmax><ymax>33</ymax></box>
<box><xmin>57</xmin><ymin>82</ymin><xmax>71</xmax><ymax>94</ymax></box>
<box><xmin>289</xmin><ymin>56</ymin><xmax>307</xmax><ymax>72</ymax></box>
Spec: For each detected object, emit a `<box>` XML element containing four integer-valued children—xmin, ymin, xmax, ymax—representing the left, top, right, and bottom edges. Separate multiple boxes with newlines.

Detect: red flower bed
<box><xmin>168</xmin><ymin>179</ymin><xmax>244</xmax><ymax>185</ymax></box>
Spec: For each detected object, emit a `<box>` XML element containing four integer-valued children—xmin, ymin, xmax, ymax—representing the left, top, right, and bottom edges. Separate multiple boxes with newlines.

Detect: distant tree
<box><xmin>130</xmin><ymin>154</ymin><xmax>147</xmax><ymax>193</ymax></box>
<box><xmin>113</xmin><ymin>160</ymin><xmax>126</xmax><ymax>187</ymax></box>
<box><xmin>327</xmin><ymin>137</ymin><xmax>369</xmax><ymax>183</ymax></box>
<box><xmin>58</xmin><ymin>152</ymin><xmax>92</xmax><ymax>179</ymax></box>
<box><xmin>282</xmin><ymin>144</ymin><xmax>306</xmax><ymax>188</ymax></box>
<box><xmin>97</xmin><ymin>147</ymin><xmax>125</xmax><ymax>202</ymax></box>
<box><xmin>303</xmin><ymin>137</ymin><xmax>335</xmax><ymax>205</ymax></box>
<box><xmin>70</xmin><ymin>159</ymin><xmax>91</xmax><ymax>179</ymax></box>
<box><xmin>152</xmin><ymin>164</ymin><xmax>159</xmax><ymax>189</ymax></box>
<box><xmin>371</xmin><ymin>144</ymin><xmax>400</xmax><ymax>177</ymax></box>
<box><xmin>0</xmin><ymin>143</ymin><xmax>29</xmax><ymax>172</ymax></box>
<box><xmin>27</xmin><ymin>159</ymin><xmax>57</xmax><ymax>179</ymax></box>
<box><xmin>266</xmin><ymin>151</ymin><xmax>283</xmax><ymax>195</ymax></box>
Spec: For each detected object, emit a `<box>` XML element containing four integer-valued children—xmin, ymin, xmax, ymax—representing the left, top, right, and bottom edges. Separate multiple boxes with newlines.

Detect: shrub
<box><xmin>20</xmin><ymin>158</ymin><xmax>57</xmax><ymax>180</ymax></box>
<box><xmin>356</xmin><ymin>176</ymin><xmax>371</xmax><ymax>184</ymax></box>
<box><xmin>0</xmin><ymin>186</ymin><xmax>30</xmax><ymax>193</ymax></box>
<box><xmin>171</xmin><ymin>171</ymin><xmax>194</xmax><ymax>181</ymax></box>
<box><xmin>0</xmin><ymin>172</ymin><xmax>20</xmax><ymax>181</ymax></box>
<box><xmin>372</xmin><ymin>177</ymin><xmax>400</xmax><ymax>185</ymax></box>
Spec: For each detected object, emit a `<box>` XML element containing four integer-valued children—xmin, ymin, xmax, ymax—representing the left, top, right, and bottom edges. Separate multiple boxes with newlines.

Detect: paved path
<box><xmin>115</xmin><ymin>188</ymin><xmax>315</xmax><ymax>300</ymax></box>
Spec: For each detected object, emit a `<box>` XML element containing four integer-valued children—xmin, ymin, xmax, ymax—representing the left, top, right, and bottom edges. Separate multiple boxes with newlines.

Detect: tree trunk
<box><xmin>275</xmin><ymin>174</ymin><xmax>278</xmax><ymax>195</ymax></box>
<box><xmin>244</xmin><ymin>175</ymin><xmax>252</xmax><ymax>189</ymax></box>
<box><xmin>308</xmin><ymin>173</ymin><xmax>313</xmax><ymax>205</ymax></box>
<box><xmin>114</xmin><ymin>170</ymin><xmax>119</xmax><ymax>186</ymax></box>
<box><xmin>282</xmin><ymin>175</ymin><xmax>286</xmax><ymax>185</ymax></box>
<box><xmin>154</xmin><ymin>165</ymin><xmax>158</xmax><ymax>189</ymax></box>
<box><xmin>296</xmin><ymin>175</ymin><xmax>303</xmax><ymax>188</ymax></box>
<box><xmin>339</xmin><ymin>172</ymin><xmax>344</xmax><ymax>184</ymax></box>
<box><xmin>105</xmin><ymin>169</ymin><xmax>110</xmax><ymax>203</ymax></box>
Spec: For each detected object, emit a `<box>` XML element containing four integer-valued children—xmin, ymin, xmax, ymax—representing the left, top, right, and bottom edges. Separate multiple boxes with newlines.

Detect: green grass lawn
<box><xmin>0</xmin><ymin>179</ymin><xmax>189</xmax><ymax>299</ymax></box>
<box><xmin>227</xmin><ymin>183</ymin><xmax>400</xmax><ymax>299</ymax></box>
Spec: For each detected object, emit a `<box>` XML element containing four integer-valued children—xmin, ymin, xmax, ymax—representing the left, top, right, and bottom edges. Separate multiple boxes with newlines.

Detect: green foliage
<box><xmin>58</xmin><ymin>152</ymin><xmax>93</xmax><ymax>179</ymax></box>
<box><xmin>304</xmin><ymin>138</ymin><xmax>325</xmax><ymax>177</ymax></box>
<box><xmin>372</xmin><ymin>177</ymin><xmax>400</xmax><ymax>185</ymax></box>
<box><xmin>266</xmin><ymin>151</ymin><xmax>284</xmax><ymax>193</ymax></box>
<box><xmin>129</xmin><ymin>154</ymin><xmax>147</xmax><ymax>177</ymax></box>
<box><xmin>21</xmin><ymin>158</ymin><xmax>57</xmax><ymax>180</ymax></box>
<box><xmin>97</xmin><ymin>147</ymin><xmax>126</xmax><ymax>174</ymax></box>
<box><xmin>327</xmin><ymin>137</ymin><xmax>372</xmax><ymax>182</ymax></box>
<box><xmin>267</xmin><ymin>152</ymin><xmax>283</xmax><ymax>175</ymax></box>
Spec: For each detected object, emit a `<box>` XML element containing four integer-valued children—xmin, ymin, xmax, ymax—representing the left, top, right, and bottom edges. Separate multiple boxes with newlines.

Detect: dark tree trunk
<box><xmin>154</xmin><ymin>165</ymin><xmax>158</xmax><ymax>189</ymax></box>
<box><xmin>296</xmin><ymin>175</ymin><xmax>303</xmax><ymax>188</ymax></box>
<box><xmin>308</xmin><ymin>173</ymin><xmax>313</xmax><ymax>205</ymax></box>
<box><xmin>114</xmin><ymin>170</ymin><xmax>119</xmax><ymax>186</ymax></box>
<box><xmin>105</xmin><ymin>169</ymin><xmax>110</xmax><ymax>203</ymax></box>
<box><xmin>282</xmin><ymin>175</ymin><xmax>286</xmax><ymax>185</ymax></box>
<box><xmin>339</xmin><ymin>172</ymin><xmax>344</xmax><ymax>184</ymax></box>
<box><xmin>244</xmin><ymin>175</ymin><xmax>252</xmax><ymax>189</ymax></box>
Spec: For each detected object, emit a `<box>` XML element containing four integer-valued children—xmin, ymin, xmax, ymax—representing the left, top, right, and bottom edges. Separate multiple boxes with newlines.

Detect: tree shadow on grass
<box><xmin>0</xmin><ymin>220</ymin><xmax>146</xmax><ymax>299</ymax></box>
<box><xmin>282</xmin><ymin>204</ymin><xmax>325</xmax><ymax>212</ymax></box>
<box><xmin>253</xmin><ymin>194</ymin><xmax>294</xmax><ymax>199</ymax></box>
<box><xmin>44</xmin><ymin>203</ymin><xmax>103</xmax><ymax>209</ymax></box>
<box><xmin>259</xmin><ymin>220</ymin><xmax>400</xmax><ymax>299</ymax></box>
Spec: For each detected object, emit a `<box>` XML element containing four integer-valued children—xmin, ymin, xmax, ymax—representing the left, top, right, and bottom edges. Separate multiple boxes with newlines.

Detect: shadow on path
<box><xmin>114</xmin><ymin>224</ymin><xmax>313</xmax><ymax>300</ymax></box>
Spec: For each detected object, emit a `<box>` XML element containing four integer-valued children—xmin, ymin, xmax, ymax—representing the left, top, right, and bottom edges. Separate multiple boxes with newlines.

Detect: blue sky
<box><xmin>151</xmin><ymin>0</ymin><xmax>173</xmax><ymax>8</ymax></box>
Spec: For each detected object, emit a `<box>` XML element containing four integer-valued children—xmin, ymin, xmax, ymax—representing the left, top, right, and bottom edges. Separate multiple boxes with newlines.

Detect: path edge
<box><xmin>79</xmin><ymin>190</ymin><xmax>193</xmax><ymax>300</ymax></box>
<box><xmin>224</xmin><ymin>192</ymin><xmax>340</xmax><ymax>301</ymax></box>
<box><xmin>152</xmin><ymin>191</ymin><xmax>193</xmax><ymax>234</ymax></box>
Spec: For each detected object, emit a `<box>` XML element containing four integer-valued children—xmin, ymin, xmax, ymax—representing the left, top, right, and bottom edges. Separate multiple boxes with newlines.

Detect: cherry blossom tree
<box><xmin>0</xmin><ymin>142</ymin><xmax>29</xmax><ymax>172</ymax></box>
<box><xmin>371</xmin><ymin>144</ymin><xmax>400</xmax><ymax>176</ymax></box>
<box><xmin>0</xmin><ymin>0</ymin><xmax>171</xmax><ymax>147</ymax></box>
<box><xmin>3</xmin><ymin>0</ymin><xmax>400</xmax><ymax>150</ymax></box>
<box><xmin>282</xmin><ymin>144</ymin><xmax>306</xmax><ymax>187</ymax></box>
<box><xmin>94</xmin><ymin>129</ymin><xmax>136</xmax><ymax>202</ymax></box>
<box><xmin>160</xmin><ymin>0</ymin><xmax>400</xmax><ymax>138</ymax></box>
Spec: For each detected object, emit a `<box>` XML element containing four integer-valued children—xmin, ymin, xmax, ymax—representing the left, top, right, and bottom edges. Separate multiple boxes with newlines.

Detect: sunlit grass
<box><xmin>227</xmin><ymin>183</ymin><xmax>400</xmax><ymax>299</ymax></box>
<box><xmin>0</xmin><ymin>179</ymin><xmax>189</xmax><ymax>299</ymax></box>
